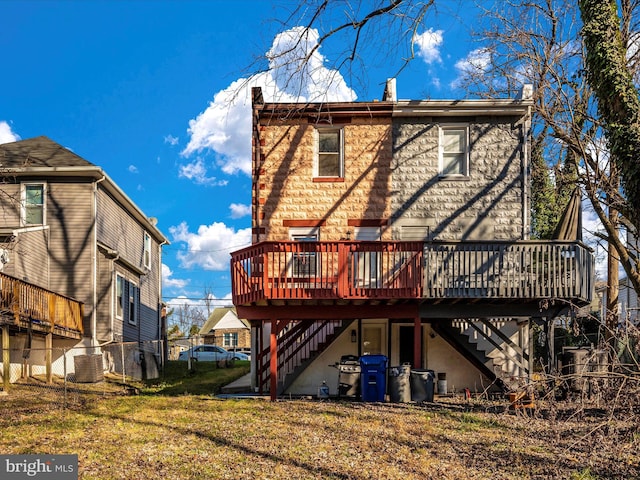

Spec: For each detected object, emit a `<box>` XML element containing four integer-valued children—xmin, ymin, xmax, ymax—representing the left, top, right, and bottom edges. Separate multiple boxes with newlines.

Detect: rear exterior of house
<box><xmin>0</xmin><ymin>137</ymin><xmax>168</xmax><ymax>385</ymax></box>
<box><xmin>231</xmin><ymin>82</ymin><xmax>594</xmax><ymax>400</ymax></box>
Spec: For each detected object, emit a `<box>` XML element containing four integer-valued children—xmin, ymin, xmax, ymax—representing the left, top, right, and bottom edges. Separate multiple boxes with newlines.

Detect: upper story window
<box><xmin>315</xmin><ymin>128</ymin><xmax>344</xmax><ymax>178</ymax></box>
<box><xmin>21</xmin><ymin>183</ymin><xmax>46</xmax><ymax>225</ymax></box>
<box><xmin>439</xmin><ymin>126</ymin><xmax>469</xmax><ymax>177</ymax></box>
<box><xmin>143</xmin><ymin>232</ymin><xmax>151</xmax><ymax>269</ymax></box>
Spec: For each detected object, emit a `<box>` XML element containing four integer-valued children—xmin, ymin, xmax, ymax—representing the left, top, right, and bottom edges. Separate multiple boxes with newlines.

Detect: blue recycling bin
<box><xmin>360</xmin><ymin>355</ymin><xmax>388</xmax><ymax>402</ymax></box>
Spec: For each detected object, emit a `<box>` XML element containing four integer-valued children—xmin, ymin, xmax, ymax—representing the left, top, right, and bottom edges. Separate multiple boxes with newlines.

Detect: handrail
<box><xmin>257</xmin><ymin>319</ymin><xmax>342</xmax><ymax>394</ymax></box>
<box><xmin>231</xmin><ymin>240</ymin><xmax>594</xmax><ymax>305</ymax></box>
<box><xmin>0</xmin><ymin>272</ymin><xmax>84</xmax><ymax>333</ymax></box>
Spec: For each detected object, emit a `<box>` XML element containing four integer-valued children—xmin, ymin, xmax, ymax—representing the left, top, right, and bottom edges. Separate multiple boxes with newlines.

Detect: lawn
<box><xmin>1</xmin><ymin>363</ymin><xmax>638</xmax><ymax>479</ymax></box>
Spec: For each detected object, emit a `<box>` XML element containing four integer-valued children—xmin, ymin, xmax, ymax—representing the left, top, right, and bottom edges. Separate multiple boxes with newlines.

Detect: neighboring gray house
<box><xmin>0</xmin><ymin>136</ymin><xmax>169</xmax><ymax>380</ymax></box>
<box><xmin>231</xmin><ymin>82</ymin><xmax>595</xmax><ymax>400</ymax></box>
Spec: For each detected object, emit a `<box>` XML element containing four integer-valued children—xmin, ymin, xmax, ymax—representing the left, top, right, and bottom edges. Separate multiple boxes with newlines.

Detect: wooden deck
<box><xmin>231</xmin><ymin>240</ymin><xmax>594</xmax><ymax>307</ymax></box>
<box><xmin>0</xmin><ymin>272</ymin><xmax>84</xmax><ymax>339</ymax></box>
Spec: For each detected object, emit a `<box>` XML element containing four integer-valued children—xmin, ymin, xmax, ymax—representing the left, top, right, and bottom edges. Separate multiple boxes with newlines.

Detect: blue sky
<box><xmin>0</xmin><ymin>1</ymin><xmax>507</xmax><ymax>316</ymax></box>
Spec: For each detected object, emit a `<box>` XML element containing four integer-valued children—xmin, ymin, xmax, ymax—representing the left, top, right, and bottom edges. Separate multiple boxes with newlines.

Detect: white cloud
<box><xmin>181</xmin><ymin>26</ymin><xmax>357</xmax><ymax>177</ymax></box>
<box><xmin>128</xmin><ymin>164</ymin><xmax>139</xmax><ymax>174</ymax></box>
<box><xmin>413</xmin><ymin>28</ymin><xmax>444</xmax><ymax>65</ymax></box>
<box><xmin>451</xmin><ymin>48</ymin><xmax>492</xmax><ymax>88</ymax></box>
<box><xmin>162</xmin><ymin>263</ymin><xmax>189</xmax><ymax>289</ymax></box>
<box><xmin>169</xmin><ymin>221</ymin><xmax>252</xmax><ymax>271</ymax></box>
<box><xmin>164</xmin><ymin>134</ymin><xmax>179</xmax><ymax>146</ymax></box>
<box><xmin>178</xmin><ymin>158</ymin><xmax>228</xmax><ymax>186</ymax></box>
<box><xmin>0</xmin><ymin>121</ymin><xmax>20</xmax><ymax>144</ymax></box>
<box><xmin>229</xmin><ymin>203</ymin><xmax>251</xmax><ymax>219</ymax></box>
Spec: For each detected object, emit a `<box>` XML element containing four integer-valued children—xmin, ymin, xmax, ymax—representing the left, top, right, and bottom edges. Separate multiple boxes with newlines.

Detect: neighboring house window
<box><xmin>21</xmin><ymin>183</ymin><xmax>46</xmax><ymax>225</ymax></box>
<box><xmin>289</xmin><ymin>228</ymin><xmax>319</xmax><ymax>278</ymax></box>
<box><xmin>315</xmin><ymin>128</ymin><xmax>343</xmax><ymax>178</ymax></box>
<box><xmin>115</xmin><ymin>274</ymin><xmax>124</xmax><ymax>319</ymax></box>
<box><xmin>115</xmin><ymin>274</ymin><xmax>139</xmax><ymax>325</ymax></box>
<box><xmin>223</xmin><ymin>332</ymin><xmax>238</xmax><ymax>348</ymax></box>
<box><xmin>439</xmin><ymin>126</ymin><xmax>469</xmax><ymax>176</ymax></box>
<box><xmin>127</xmin><ymin>282</ymin><xmax>139</xmax><ymax>326</ymax></box>
<box><xmin>143</xmin><ymin>232</ymin><xmax>151</xmax><ymax>269</ymax></box>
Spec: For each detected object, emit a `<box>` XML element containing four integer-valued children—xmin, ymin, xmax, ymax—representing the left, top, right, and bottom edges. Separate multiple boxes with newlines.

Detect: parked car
<box><xmin>179</xmin><ymin>345</ymin><xmax>233</xmax><ymax>362</ymax></box>
<box><xmin>226</xmin><ymin>347</ymin><xmax>251</xmax><ymax>361</ymax></box>
<box><xmin>231</xmin><ymin>351</ymin><xmax>250</xmax><ymax>361</ymax></box>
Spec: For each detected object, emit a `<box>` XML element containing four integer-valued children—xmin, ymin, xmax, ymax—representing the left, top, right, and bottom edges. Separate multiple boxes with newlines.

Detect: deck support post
<box><xmin>45</xmin><ymin>332</ymin><xmax>53</xmax><ymax>384</ymax></box>
<box><xmin>270</xmin><ymin>318</ymin><xmax>278</xmax><ymax>401</ymax></box>
<box><xmin>2</xmin><ymin>327</ymin><xmax>9</xmax><ymax>392</ymax></box>
<box><xmin>413</xmin><ymin>316</ymin><xmax>422</xmax><ymax>368</ymax></box>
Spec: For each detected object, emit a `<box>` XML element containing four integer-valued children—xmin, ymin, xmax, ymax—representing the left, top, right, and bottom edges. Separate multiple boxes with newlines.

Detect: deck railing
<box><xmin>231</xmin><ymin>241</ymin><xmax>423</xmax><ymax>305</ymax></box>
<box><xmin>231</xmin><ymin>240</ymin><xmax>594</xmax><ymax>305</ymax></box>
<box><xmin>0</xmin><ymin>272</ymin><xmax>84</xmax><ymax>334</ymax></box>
<box><xmin>425</xmin><ymin>241</ymin><xmax>594</xmax><ymax>302</ymax></box>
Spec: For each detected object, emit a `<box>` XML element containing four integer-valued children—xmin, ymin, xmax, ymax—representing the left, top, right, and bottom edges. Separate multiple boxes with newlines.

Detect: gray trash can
<box><xmin>410</xmin><ymin>369</ymin><xmax>435</xmax><ymax>402</ymax></box>
<box><xmin>388</xmin><ymin>364</ymin><xmax>411</xmax><ymax>402</ymax></box>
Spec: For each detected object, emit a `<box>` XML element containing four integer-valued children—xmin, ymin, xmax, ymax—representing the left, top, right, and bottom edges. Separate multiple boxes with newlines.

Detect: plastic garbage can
<box><xmin>360</xmin><ymin>355</ymin><xmax>388</xmax><ymax>402</ymax></box>
<box><xmin>388</xmin><ymin>364</ymin><xmax>411</xmax><ymax>402</ymax></box>
<box><xmin>410</xmin><ymin>369</ymin><xmax>435</xmax><ymax>402</ymax></box>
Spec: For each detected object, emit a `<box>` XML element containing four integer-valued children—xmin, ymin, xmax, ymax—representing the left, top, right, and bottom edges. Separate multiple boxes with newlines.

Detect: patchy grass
<box><xmin>1</xmin><ymin>366</ymin><xmax>639</xmax><ymax>479</ymax></box>
<box><xmin>143</xmin><ymin>360</ymin><xmax>250</xmax><ymax>396</ymax></box>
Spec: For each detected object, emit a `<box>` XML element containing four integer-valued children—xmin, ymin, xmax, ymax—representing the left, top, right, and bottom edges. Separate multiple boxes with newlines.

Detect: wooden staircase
<box><xmin>431</xmin><ymin>318</ymin><xmax>530</xmax><ymax>392</ymax></box>
<box><xmin>257</xmin><ymin>319</ymin><xmax>354</xmax><ymax>395</ymax></box>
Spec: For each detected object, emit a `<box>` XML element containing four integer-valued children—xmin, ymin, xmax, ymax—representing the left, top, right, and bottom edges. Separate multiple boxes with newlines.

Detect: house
<box><xmin>230</xmin><ymin>81</ymin><xmax>595</xmax><ymax>400</ymax></box>
<box><xmin>200</xmin><ymin>307</ymin><xmax>251</xmax><ymax>351</ymax></box>
<box><xmin>0</xmin><ymin>136</ymin><xmax>169</xmax><ymax>385</ymax></box>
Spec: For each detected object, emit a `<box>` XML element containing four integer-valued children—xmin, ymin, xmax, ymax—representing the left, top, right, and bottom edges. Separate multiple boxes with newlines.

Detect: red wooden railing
<box><xmin>231</xmin><ymin>240</ymin><xmax>594</xmax><ymax>305</ymax></box>
<box><xmin>231</xmin><ymin>241</ymin><xmax>423</xmax><ymax>305</ymax></box>
<box><xmin>0</xmin><ymin>272</ymin><xmax>84</xmax><ymax>334</ymax></box>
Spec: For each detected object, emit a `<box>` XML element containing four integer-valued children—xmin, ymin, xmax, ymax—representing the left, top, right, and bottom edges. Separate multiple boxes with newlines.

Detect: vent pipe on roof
<box><xmin>519</xmin><ymin>84</ymin><xmax>533</xmax><ymax>100</ymax></box>
<box><xmin>383</xmin><ymin>78</ymin><xmax>397</xmax><ymax>102</ymax></box>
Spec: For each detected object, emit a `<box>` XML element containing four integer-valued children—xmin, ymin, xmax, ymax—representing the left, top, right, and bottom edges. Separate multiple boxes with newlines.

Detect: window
<box><xmin>354</xmin><ymin>227</ymin><xmax>381</xmax><ymax>288</ymax></box>
<box><xmin>128</xmin><ymin>282</ymin><xmax>138</xmax><ymax>326</ymax></box>
<box><xmin>115</xmin><ymin>274</ymin><xmax>124</xmax><ymax>319</ymax></box>
<box><xmin>115</xmin><ymin>274</ymin><xmax>139</xmax><ymax>325</ymax></box>
<box><xmin>223</xmin><ymin>333</ymin><xmax>238</xmax><ymax>348</ymax></box>
<box><xmin>289</xmin><ymin>228</ymin><xmax>319</xmax><ymax>278</ymax></box>
<box><xmin>315</xmin><ymin>128</ymin><xmax>343</xmax><ymax>178</ymax></box>
<box><xmin>143</xmin><ymin>232</ymin><xmax>151</xmax><ymax>269</ymax></box>
<box><xmin>439</xmin><ymin>126</ymin><xmax>469</xmax><ymax>176</ymax></box>
<box><xmin>21</xmin><ymin>183</ymin><xmax>45</xmax><ymax>225</ymax></box>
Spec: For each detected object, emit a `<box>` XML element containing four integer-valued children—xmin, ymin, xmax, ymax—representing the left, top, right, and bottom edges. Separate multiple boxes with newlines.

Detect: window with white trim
<box><xmin>439</xmin><ymin>125</ymin><xmax>469</xmax><ymax>176</ymax></box>
<box><xmin>115</xmin><ymin>274</ymin><xmax>124</xmax><ymax>319</ymax></box>
<box><xmin>223</xmin><ymin>332</ymin><xmax>238</xmax><ymax>348</ymax></box>
<box><xmin>289</xmin><ymin>228</ymin><xmax>319</xmax><ymax>278</ymax></box>
<box><xmin>21</xmin><ymin>183</ymin><xmax>46</xmax><ymax>225</ymax></box>
<box><xmin>143</xmin><ymin>232</ymin><xmax>151</xmax><ymax>269</ymax></box>
<box><xmin>315</xmin><ymin>128</ymin><xmax>344</xmax><ymax>178</ymax></box>
<box><xmin>128</xmin><ymin>282</ymin><xmax>138</xmax><ymax>326</ymax></box>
